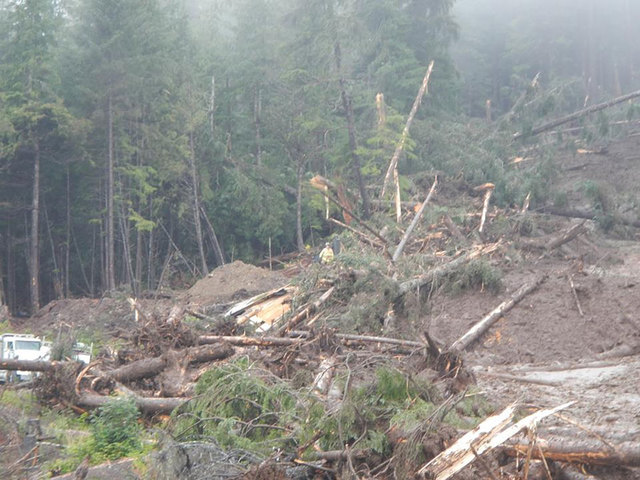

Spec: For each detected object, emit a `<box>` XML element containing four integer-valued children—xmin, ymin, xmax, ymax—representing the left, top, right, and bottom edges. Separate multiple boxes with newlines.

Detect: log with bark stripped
<box><xmin>504</xmin><ymin>437</ymin><xmax>640</xmax><ymax>467</ymax></box>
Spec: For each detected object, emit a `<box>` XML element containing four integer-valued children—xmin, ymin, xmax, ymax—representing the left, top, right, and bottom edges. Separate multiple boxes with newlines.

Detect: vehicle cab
<box><xmin>0</xmin><ymin>333</ymin><xmax>44</xmax><ymax>382</ymax></box>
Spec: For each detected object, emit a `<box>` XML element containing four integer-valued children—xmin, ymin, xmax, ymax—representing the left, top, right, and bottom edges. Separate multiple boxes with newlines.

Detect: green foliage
<box><xmin>309</xmin><ymin>365</ymin><xmax>441</xmax><ymax>456</ymax></box>
<box><xmin>444</xmin><ymin>259</ymin><xmax>503</xmax><ymax>295</ymax></box>
<box><xmin>43</xmin><ymin>401</ymin><xmax>147</xmax><ymax>476</ymax></box>
<box><xmin>0</xmin><ymin>389</ymin><xmax>39</xmax><ymax>416</ymax></box>
<box><xmin>580</xmin><ymin>180</ymin><xmax>610</xmax><ymax>213</ymax></box>
<box><xmin>172</xmin><ymin>357</ymin><xmax>300</xmax><ymax>452</ymax></box>
<box><xmin>89</xmin><ymin>397</ymin><xmax>143</xmax><ymax>460</ymax></box>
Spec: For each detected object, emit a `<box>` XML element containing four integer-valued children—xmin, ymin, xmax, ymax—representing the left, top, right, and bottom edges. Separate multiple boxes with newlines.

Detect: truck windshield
<box><xmin>15</xmin><ymin>340</ymin><xmax>41</xmax><ymax>351</ymax></box>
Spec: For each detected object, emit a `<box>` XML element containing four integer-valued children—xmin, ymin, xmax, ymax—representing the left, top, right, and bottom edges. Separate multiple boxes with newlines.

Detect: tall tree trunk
<box><xmin>200</xmin><ymin>206</ymin><xmax>225</xmax><ymax>267</ymax></box>
<box><xmin>584</xmin><ymin>0</ymin><xmax>597</xmax><ymax>102</ymax></box>
<box><xmin>189</xmin><ymin>131</ymin><xmax>208</xmax><ymax>276</ymax></box>
<box><xmin>254</xmin><ymin>85</ymin><xmax>262</xmax><ymax>165</ymax></box>
<box><xmin>106</xmin><ymin>93</ymin><xmax>116</xmax><ymax>291</ymax></box>
<box><xmin>296</xmin><ymin>156</ymin><xmax>305</xmax><ymax>252</ymax></box>
<box><xmin>334</xmin><ymin>41</ymin><xmax>371</xmax><ymax>219</ymax></box>
<box><xmin>209</xmin><ymin>75</ymin><xmax>215</xmax><ymax>138</ymax></box>
<box><xmin>135</xmin><ymin>110</ymin><xmax>145</xmax><ymax>292</ymax></box>
<box><xmin>147</xmin><ymin>200</ymin><xmax>154</xmax><ymax>290</ymax></box>
<box><xmin>43</xmin><ymin>202</ymin><xmax>62</xmax><ymax>300</ymax></box>
<box><xmin>7</xmin><ymin>224</ymin><xmax>15</xmax><ymax>311</ymax></box>
<box><xmin>0</xmin><ymin>236</ymin><xmax>5</xmax><ymax>307</ymax></box>
<box><xmin>30</xmin><ymin>139</ymin><xmax>40</xmax><ymax>313</ymax></box>
<box><xmin>119</xmin><ymin>203</ymin><xmax>137</xmax><ymax>296</ymax></box>
<box><xmin>65</xmin><ymin>164</ymin><xmax>70</xmax><ymax>298</ymax></box>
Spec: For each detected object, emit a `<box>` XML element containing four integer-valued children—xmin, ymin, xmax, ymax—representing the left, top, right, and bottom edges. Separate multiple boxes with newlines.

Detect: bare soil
<box><xmin>426</xmin><ymin>134</ymin><xmax>640</xmax><ymax>478</ymax></box>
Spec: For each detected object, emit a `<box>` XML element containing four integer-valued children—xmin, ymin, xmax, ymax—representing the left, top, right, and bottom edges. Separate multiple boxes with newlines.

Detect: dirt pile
<box><xmin>181</xmin><ymin>261</ymin><xmax>287</xmax><ymax>306</ymax></box>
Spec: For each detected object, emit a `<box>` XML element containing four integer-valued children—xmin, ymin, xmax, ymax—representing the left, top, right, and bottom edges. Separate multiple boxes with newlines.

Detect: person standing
<box><xmin>319</xmin><ymin>242</ymin><xmax>334</xmax><ymax>264</ymax></box>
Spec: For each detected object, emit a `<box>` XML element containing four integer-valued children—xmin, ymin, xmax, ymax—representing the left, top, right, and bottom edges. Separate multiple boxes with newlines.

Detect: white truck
<box><xmin>0</xmin><ymin>333</ymin><xmax>46</xmax><ymax>382</ymax></box>
<box><xmin>0</xmin><ymin>334</ymin><xmax>92</xmax><ymax>382</ymax></box>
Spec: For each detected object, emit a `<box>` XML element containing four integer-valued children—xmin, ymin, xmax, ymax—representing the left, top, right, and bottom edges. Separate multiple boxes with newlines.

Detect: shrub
<box><xmin>89</xmin><ymin>397</ymin><xmax>143</xmax><ymax>460</ymax></box>
<box><xmin>444</xmin><ymin>259</ymin><xmax>502</xmax><ymax>295</ymax></box>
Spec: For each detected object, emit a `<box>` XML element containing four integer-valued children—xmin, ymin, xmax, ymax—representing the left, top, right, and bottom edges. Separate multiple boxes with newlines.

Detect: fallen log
<box><xmin>0</xmin><ymin>358</ymin><xmax>58</xmax><ymax>372</ymax></box>
<box><xmin>77</xmin><ymin>393</ymin><xmax>186</xmax><ymax>415</ymax></box>
<box><xmin>335</xmin><ymin>332</ymin><xmax>424</xmax><ymax>349</ymax></box>
<box><xmin>542</xmin><ymin>206</ymin><xmax>640</xmax><ymax>228</ymax></box>
<box><xmin>448</xmin><ymin>274</ymin><xmax>547</xmax><ymax>353</ymax></box>
<box><xmin>307</xmin><ymin>448</ymin><xmax>371</xmax><ymax>462</ymax></box>
<box><xmin>310</xmin><ymin>177</ymin><xmax>390</xmax><ymax>250</ymax></box>
<box><xmin>514</xmin><ymin>89</ymin><xmax>640</xmax><ymax>139</ymax></box>
<box><xmin>199</xmin><ymin>332</ymin><xmax>425</xmax><ymax>350</ymax></box>
<box><xmin>443</xmin><ymin>214</ymin><xmax>466</xmax><ymax>244</ymax></box>
<box><xmin>185</xmin><ymin>343</ymin><xmax>235</xmax><ymax>363</ymax></box>
<box><xmin>199</xmin><ymin>335</ymin><xmax>301</xmax><ymax>347</ymax></box>
<box><xmin>505</xmin><ymin>438</ymin><xmax>640</xmax><ymax>467</ymax></box>
<box><xmin>104</xmin><ymin>343</ymin><xmax>233</xmax><ymax>383</ymax></box>
<box><xmin>474</xmin><ymin>371</ymin><xmax>561</xmax><ymax>387</ymax></box>
<box><xmin>107</xmin><ymin>356</ymin><xmax>167</xmax><ymax>382</ymax></box>
<box><xmin>518</xmin><ymin>221</ymin><xmax>587</xmax><ymax>253</ymax></box>
<box><xmin>395</xmin><ymin>242</ymin><xmax>503</xmax><ymax>299</ymax></box>
<box><xmin>2</xmin><ymin>344</ymin><xmax>234</xmax><ymax>386</ymax></box>
<box><xmin>540</xmin><ymin>221</ymin><xmax>587</xmax><ymax>257</ymax></box>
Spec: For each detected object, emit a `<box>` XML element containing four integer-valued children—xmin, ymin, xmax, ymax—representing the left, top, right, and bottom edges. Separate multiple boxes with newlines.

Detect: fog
<box><xmin>453</xmin><ymin>0</ymin><xmax>640</xmax><ymax>116</ymax></box>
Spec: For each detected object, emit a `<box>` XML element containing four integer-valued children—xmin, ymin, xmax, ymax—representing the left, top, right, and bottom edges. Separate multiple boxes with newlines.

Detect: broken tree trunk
<box><xmin>475</xmin><ymin>183</ymin><xmax>495</xmax><ymax>234</ymax></box>
<box><xmin>417</xmin><ymin>404</ymin><xmax>517</xmax><ymax>480</ymax></box>
<box><xmin>448</xmin><ymin>274</ymin><xmax>547</xmax><ymax>353</ymax></box>
<box><xmin>514</xmin><ymin>89</ymin><xmax>640</xmax><ymax>139</ymax></box>
<box><xmin>77</xmin><ymin>393</ymin><xmax>186</xmax><ymax>415</ymax></box>
<box><xmin>418</xmin><ymin>402</ymin><xmax>573</xmax><ymax>480</ymax></box>
<box><xmin>382</xmin><ymin>60</ymin><xmax>435</xmax><ymax>198</ymax></box>
<box><xmin>392</xmin><ymin>176</ymin><xmax>438</xmax><ymax>262</ymax></box>
<box><xmin>310</xmin><ymin>177</ymin><xmax>391</xmax><ymax>251</ymax></box>
<box><xmin>505</xmin><ymin>438</ymin><xmax>640</xmax><ymax>467</ymax></box>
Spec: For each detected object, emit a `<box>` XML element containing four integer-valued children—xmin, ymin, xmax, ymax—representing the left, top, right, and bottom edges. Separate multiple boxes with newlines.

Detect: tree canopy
<box><xmin>0</xmin><ymin>0</ymin><xmax>639</xmax><ymax>314</ymax></box>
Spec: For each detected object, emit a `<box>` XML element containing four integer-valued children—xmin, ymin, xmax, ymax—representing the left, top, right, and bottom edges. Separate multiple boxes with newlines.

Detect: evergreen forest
<box><xmin>1</xmin><ymin>0</ymin><xmax>639</xmax><ymax>315</ymax></box>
